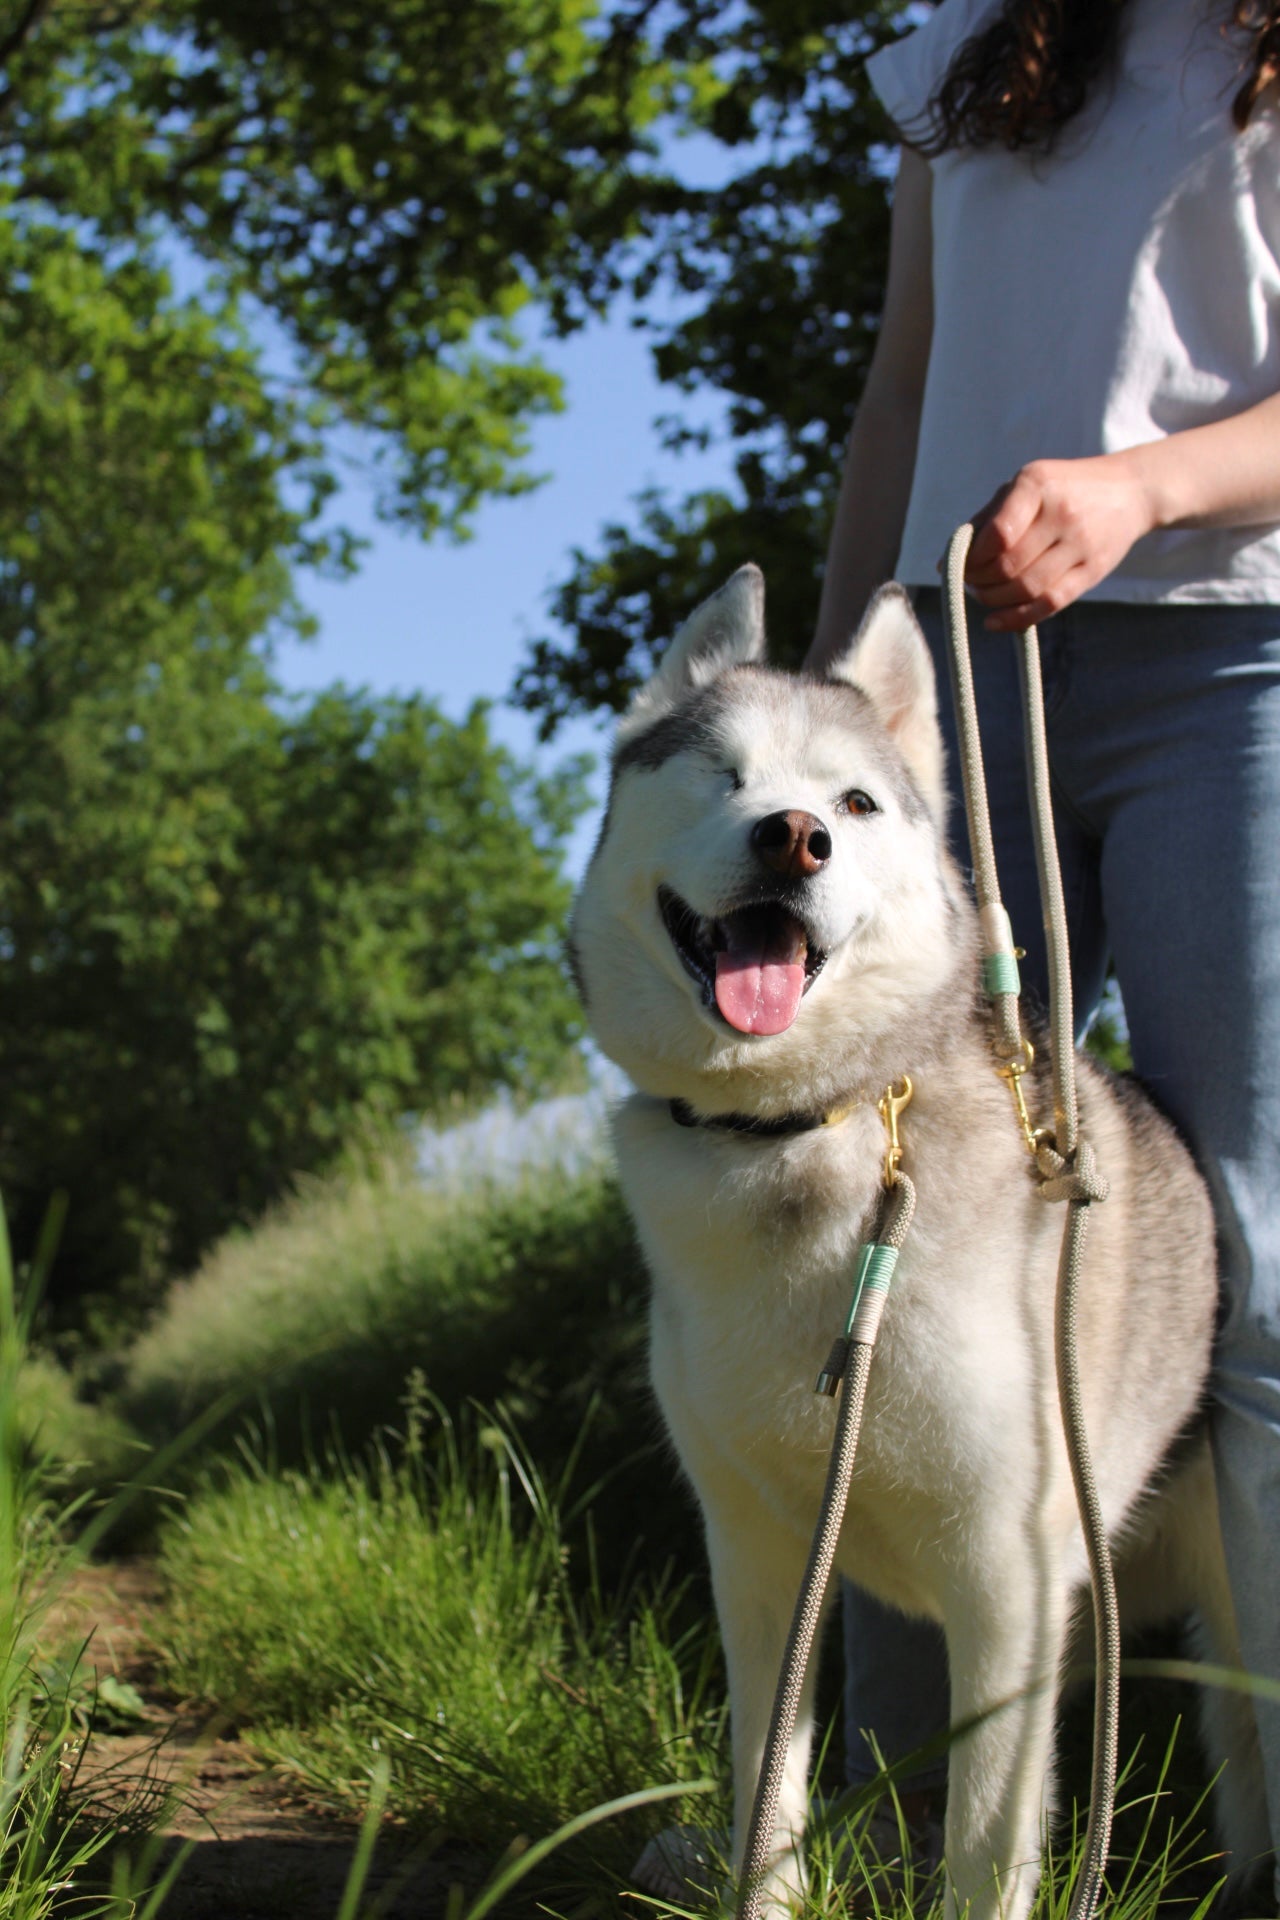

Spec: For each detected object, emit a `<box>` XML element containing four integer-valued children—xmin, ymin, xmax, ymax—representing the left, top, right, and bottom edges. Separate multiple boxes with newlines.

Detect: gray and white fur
<box><xmin>571</xmin><ymin>568</ymin><xmax>1267</xmax><ymax>1920</ymax></box>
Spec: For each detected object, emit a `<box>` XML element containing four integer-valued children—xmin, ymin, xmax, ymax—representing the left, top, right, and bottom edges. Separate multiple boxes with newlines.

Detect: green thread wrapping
<box><xmin>983</xmin><ymin>950</ymin><xmax>1021</xmax><ymax>998</ymax></box>
<box><xmin>843</xmin><ymin>1242</ymin><xmax>899</xmax><ymax>1336</ymax></box>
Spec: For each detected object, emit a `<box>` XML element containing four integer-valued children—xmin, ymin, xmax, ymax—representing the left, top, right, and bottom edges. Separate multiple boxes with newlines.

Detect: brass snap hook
<box><xmin>877</xmin><ymin>1076</ymin><xmax>913</xmax><ymax>1189</ymax></box>
<box><xmin>995</xmin><ymin>1040</ymin><xmax>1056</xmax><ymax>1158</ymax></box>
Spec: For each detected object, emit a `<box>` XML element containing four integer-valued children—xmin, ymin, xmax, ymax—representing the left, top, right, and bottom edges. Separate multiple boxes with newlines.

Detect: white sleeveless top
<box><xmin>867</xmin><ymin>0</ymin><xmax>1280</xmax><ymax>603</ymax></box>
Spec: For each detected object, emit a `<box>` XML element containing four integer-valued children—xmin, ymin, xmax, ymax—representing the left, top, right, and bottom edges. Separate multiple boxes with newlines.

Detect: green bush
<box><xmin>124</xmin><ymin>1151</ymin><xmax>639</xmax><ymax>1450</ymax></box>
<box><xmin>2</xmin><ymin>675</ymin><xmax>588</xmax><ymax>1319</ymax></box>
<box><xmin>156</xmin><ymin>1410</ymin><xmax>726</xmax><ymax>1881</ymax></box>
<box><xmin>120</xmin><ymin>1148</ymin><xmax>698</xmax><ymax>1579</ymax></box>
<box><xmin>14</xmin><ymin>1353</ymin><xmax>142</xmax><ymax>1500</ymax></box>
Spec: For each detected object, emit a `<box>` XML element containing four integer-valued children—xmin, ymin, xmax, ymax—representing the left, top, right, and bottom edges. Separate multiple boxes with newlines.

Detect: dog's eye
<box><xmin>842</xmin><ymin>789</ymin><xmax>878</xmax><ymax>817</ymax></box>
<box><xmin>722</xmin><ymin>767</ymin><xmax>744</xmax><ymax>793</ymax></box>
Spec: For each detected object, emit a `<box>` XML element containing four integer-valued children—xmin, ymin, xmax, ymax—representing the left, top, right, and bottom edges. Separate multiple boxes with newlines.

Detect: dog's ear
<box><xmin>827</xmin><ymin>585</ymin><xmax>946</xmax><ymax>818</ymax></box>
<box><xmin>619</xmin><ymin>565</ymin><xmax>765</xmax><ymax>742</ymax></box>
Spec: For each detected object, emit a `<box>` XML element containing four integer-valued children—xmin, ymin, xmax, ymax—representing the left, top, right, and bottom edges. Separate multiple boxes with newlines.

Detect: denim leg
<box><xmin>846</xmin><ymin>591</ymin><xmax>1280</xmax><ymax>1867</ymax></box>
<box><xmin>843</xmin><ymin>1590</ymin><xmax>951</xmax><ymax>1792</ymax></box>
<box><xmin>842</xmin><ymin>590</ymin><xmax>1109</xmax><ymax>1792</ymax></box>
<box><xmin>1051</xmin><ymin>601</ymin><xmax>1280</xmax><ymax>1893</ymax></box>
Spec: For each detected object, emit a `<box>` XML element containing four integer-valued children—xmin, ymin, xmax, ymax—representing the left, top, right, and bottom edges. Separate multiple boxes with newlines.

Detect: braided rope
<box><xmin>735</xmin><ymin>1175</ymin><xmax>917</xmax><ymax>1920</ymax></box>
<box><xmin>734</xmin><ymin>541</ymin><xmax>1117</xmax><ymax>1920</ymax></box>
<box><xmin>942</xmin><ymin>530</ymin><xmax>1025</xmax><ymax>1060</ymax></box>
<box><xmin>943</xmin><ymin>528</ymin><xmax>1118</xmax><ymax>1920</ymax></box>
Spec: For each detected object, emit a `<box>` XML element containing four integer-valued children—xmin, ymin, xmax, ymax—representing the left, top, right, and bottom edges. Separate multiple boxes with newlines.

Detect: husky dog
<box><xmin>570</xmin><ymin>569</ymin><xmax>1266</xmax><ymax>1920</ymax></box>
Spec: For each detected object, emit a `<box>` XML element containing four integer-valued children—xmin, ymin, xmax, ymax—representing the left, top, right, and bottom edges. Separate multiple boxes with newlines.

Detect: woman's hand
<box><xmin>963</xmin><ymin>454</ymin><xmax>1157</xmax><ymax>631</ymax></box>
<box><xmin>965</xmin><ymin>392</ymin><xmax>1280</xmax><ymax>629</ymax></box>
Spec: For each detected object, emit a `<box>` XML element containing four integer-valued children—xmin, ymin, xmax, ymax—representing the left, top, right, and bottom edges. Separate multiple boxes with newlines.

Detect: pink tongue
<box><xmin>714</xmin><ymin>911</ymin><xmax>808</xmax><ymax>1036</ymax></box>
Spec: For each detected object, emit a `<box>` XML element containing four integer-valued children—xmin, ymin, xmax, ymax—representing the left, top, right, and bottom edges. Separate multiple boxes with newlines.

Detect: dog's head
<box><xmin>571</xmin><ymin>567</ymin><xmax>972</xmax><ymax>1111</ymax></box>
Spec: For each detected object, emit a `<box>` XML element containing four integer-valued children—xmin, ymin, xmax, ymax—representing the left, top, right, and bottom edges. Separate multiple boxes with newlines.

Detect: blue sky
<box><xmin>268</xmin><ymin>147</ymin><xmax>751</xmax><ymax>878</ymax></box>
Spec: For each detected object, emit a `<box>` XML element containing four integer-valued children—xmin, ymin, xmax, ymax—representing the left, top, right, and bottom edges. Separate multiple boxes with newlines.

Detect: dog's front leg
<box><xmin>940</xmin><ymin>1564</ymin><xmax>1069</xmax><ymax>1920</ymax></box>
<box><xmin>705</xmin><ymin>1504</ymin><xmax>820</xmax><ymax>1917</ymax></box>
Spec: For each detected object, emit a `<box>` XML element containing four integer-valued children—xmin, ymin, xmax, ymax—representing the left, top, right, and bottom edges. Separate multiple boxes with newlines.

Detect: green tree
<box><xmin>0</xmin><ymin>0</ymin><xmax>905</xmax><ymax>1302</ymax></box>
<box><xmin>0</xmin><ymin>0</ymin><xmax>683</xmax><ymax>534</ymax></box>
<box><xmin>512</xmin><ymin>0</ymin><xmax>908</xmax><ymax>729</ymax></box>
<box><xmin>0</xmin><ymin>9</ymin><xmax>631</xmax><ymax>1304</ymax></box>
<box><xmin>0</xmin><ymin>666</ymin><xmax>586</xmax><ymax>1312</ymax></box>
<box><xmin>0</xmin><ymin>224</ymin><xmax>587</xmax><ymax>1307</ymax></box>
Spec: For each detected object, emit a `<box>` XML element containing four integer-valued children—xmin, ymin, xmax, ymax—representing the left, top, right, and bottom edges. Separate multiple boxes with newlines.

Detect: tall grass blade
<box><xmin>115</xmin><ymin>1833</ymin><xmax>198</xmax><ymax>1920</ymax></box>
<box><xmin>334</xmin><ymin>1753</ymin><xmax>392</xmax><ymax>1920</ymax></box>
<box><xmin>1123</xmin><ymin>1655</ymin><xmax>1280</xmax><ymax>1706</ymax></box>
<box><xmin>24</xmin><ymin>1191</ymin><xmax>68</xmax><ymax>1314</ymax></box>
<box><xmin>0</xmin><ymin>1191</ymin><xmax>13</xmax><ymax>1335</ymax></box>
<box><xmin>460</xmin><ymin>1779</ymin><xmax>716</xmax><ymax>1920</ymax></box>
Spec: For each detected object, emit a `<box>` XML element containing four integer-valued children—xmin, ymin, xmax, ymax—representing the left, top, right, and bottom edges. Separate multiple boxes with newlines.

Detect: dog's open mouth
<box><xmin>658</xmin><ymin>886</ymin><xmax>827</xmax><ymax>1036</ymax></box>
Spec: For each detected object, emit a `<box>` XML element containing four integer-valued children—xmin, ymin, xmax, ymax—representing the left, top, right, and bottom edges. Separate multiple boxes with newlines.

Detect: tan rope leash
<box><xmin>736</xmin><ymin>1159</ymin><xmax>917</xmax><ymax>1920</ymax></box>
<box><xmin>944</xmin><ymin>525</ymin><xmax>1118</xmax><ymax>1920</ymax></box>
<box><xmin>734</xmin><ymin>534</ymin><xmax>1116</xmax><ymax>1920</ymax></box>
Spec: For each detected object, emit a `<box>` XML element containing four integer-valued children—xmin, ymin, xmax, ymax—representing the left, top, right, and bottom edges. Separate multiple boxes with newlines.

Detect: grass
<box><xmin>124</xmin><ymin>1151</ymin><xmax>636</xmax><ymax>1416</ymax></box>
<box><xmin>121</xmin><ymin>1144</ymin><xmax>640</xmax><ymax>1442</ymax></box>
<box><xmin>154</xmin><ymin>1393</ymin><xmax>726</xmax><ymax>1904</ymax></box>
<box><xmin>0</xmin><ymin>1163</ymin><xmax>709</xmax><ymax>1920</ymax></box>
<box><xmin>0</xmin><ymin>1197</ymin><xmax>103</xmax><ymax>1917</ymax></box>
<box><xmin>0</xmin><ymin>1196</ymin><xmax>173</xmax><ymax>1918</ymax></box>
<box><xmin>118</xmin><ymin>1144</ymin><xmax>701</xmax><ymax>1585</ymax></box>
<box><xmin>10</xmin><ymin>1100</ymin><xmax>1237</xmax><ymax>1919</ymax></box>
<box><xmin>149</xmin><ymin>1384</ymin><xmax>1236</xmax><ymax>1920</ymax></box>
<box><xmin>14</xmin><ymin>1354</ymin><xmax>142</xmax><ymax>1502</ymax></box>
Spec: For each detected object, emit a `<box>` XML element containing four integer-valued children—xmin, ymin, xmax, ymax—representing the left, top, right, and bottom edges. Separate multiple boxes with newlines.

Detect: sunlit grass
<box><xmin>4</xmin><ymin>1107</ymin><xmax>1237</xmax><ymax>1920</ymax></box>
<box><xmin>152</xmin><ymin>1371</ymin><xmax>1238</xmax><ymax>1920</ymax></box>
<box><xmin>121</xmin><ymin>1148</ymin><xmax>649</xmax><ymax>1484</ymax></box>
<box><xmin>155</xmin><ymin>1392</ymin><xmax>727</xmax><ymax>1900</ymax></box>
<box><xmin>0</xmin><ymin>1196</ymin><xmax>152</xmax><ymax>1917</ymax></box>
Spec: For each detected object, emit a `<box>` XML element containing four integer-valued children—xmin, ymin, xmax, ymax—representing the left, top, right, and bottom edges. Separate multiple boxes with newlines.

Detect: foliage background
<box><xmin>0</xmin><ymin>7</ymin><xmax>1181</xmax><ymax>1911</ymax></box>
<box><xmin>0</xmin><ymin>0</ymin><xmax>662</xmax><ymax>1308</ymax></box>
<box><xmin>0</xmin><ymin>0</ymin><xmax>914</xmax><ymax>1319</ymax></box>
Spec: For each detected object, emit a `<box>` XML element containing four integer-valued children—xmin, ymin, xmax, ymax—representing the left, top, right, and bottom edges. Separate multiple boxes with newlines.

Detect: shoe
<box><xmin>630</xmin><ymin>1804</ymin><xmax>945</xmax><ymax>1910</ymax></box>
<box><xmin>820</xmin><ymin>1801</ymin><xmax>945</xmax><ymax>1908</ymax></box>
<box><xmin>632</xmin><ymin>1824</ymin><xmax>727</xmax><ymax>1906</ymax></box>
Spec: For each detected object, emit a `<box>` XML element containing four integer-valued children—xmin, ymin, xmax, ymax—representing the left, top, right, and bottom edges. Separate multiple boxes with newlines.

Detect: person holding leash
<box><xmin>808</xmin><ymin>0</ymin><xmax>1280</xmax><ymax>1900</ymax></box>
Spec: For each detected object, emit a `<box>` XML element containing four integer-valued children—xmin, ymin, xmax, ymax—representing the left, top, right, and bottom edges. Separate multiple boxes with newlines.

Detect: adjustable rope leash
<box><xmin>943</xmin><ymin>526</ymin><xmax>1117</xmax><ymax>1920</ymax></box>
<box><xmin>735</xmin><ymin>531</ymin><xmax>1116</xmax><ymax>1920</ymax></box>
<box><xmin>736</xmin><ymin>1083</ymin><xmax>916</xmax><ymax>1920</ymax></box>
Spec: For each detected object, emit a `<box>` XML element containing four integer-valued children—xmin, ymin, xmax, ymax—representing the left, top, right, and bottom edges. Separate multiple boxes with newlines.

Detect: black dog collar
<box><xmin>669</xmin><ymin>1097</ymin><xmax>857</xmax><ymax>1138</ymax></box>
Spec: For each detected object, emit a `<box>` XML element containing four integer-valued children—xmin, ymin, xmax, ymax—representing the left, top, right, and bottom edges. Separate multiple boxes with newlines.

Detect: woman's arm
<box><xmin>807</xmin><ymin>147</ymin><xmax>933</xmax><ymax>673</ymax></box>
<box><xmin>967</xmin><ymin>393</ymin><xmax>1280</xmax><ymax>631</ymax></box>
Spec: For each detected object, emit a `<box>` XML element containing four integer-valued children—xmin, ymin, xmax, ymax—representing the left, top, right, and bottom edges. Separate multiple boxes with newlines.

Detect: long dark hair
<box><xmin>910</xmin><ymin>0</ymin><xmax>1280</xmax><ymax>153</ymax></box>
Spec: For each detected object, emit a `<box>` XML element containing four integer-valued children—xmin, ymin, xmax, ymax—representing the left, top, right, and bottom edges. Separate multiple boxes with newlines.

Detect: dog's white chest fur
<box><xmin>614</xmin><ymin>1086</ymin><xmax>1065</xmax><ymax>1615</ymax></box>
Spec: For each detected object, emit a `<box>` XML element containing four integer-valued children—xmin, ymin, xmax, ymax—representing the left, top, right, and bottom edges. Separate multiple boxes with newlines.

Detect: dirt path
<box><xmin>47</xmin><ymin>1561</ymin><xmax>476</xmax><ymax>1920</ymax></box>
<box><xmin>55</xmin><ymin>1566</ymin><xmax>1222</xmax><ymax>1920</ymax></box>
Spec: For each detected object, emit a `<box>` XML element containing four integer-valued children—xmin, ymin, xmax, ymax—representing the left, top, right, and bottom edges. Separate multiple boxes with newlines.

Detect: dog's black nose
<box><xmin>751</xmin><ymin>809</ymin><xmax>832</xmax><ymax>879</ymax></box>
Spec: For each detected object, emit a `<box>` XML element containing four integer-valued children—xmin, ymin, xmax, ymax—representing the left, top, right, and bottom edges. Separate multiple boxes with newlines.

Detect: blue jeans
<box><xmin>842</xmin><ymin>590</ymin><xmax>1280</xmax><ymax>1882</ymax></box>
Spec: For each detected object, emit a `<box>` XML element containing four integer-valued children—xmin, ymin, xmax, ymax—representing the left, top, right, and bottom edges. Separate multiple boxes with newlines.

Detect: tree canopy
<box><xmin>0</xmin><ymin>219</ymin><xmax>588</xmax><ymax>1302</ymax></box>
<box><xmin>0</xmin><ymin>0</ymin><xmax>910</xmax><ymax>1303</ymax></box>
<box><xmin>0</xmin><ymin>0</ymin><xmax>649</xmax><ymax>1303</ymax></box>
<box><xmin>0</xmin><ymin>663</ymin><xmax>587</xmax><ymax>1310</ymax></box>
<box><xmin>0</xmin><ymin>0</ymin><xmax>687</xmax><ymax>536</ymax></box>
<box><xmin>512</xmin><ymin>0</ymin><xmax>907</xmax><ymax>729</ymax></box>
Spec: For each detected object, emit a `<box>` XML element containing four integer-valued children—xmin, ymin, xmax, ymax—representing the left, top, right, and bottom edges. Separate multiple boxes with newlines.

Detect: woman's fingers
<box><xmin>967</xmin><ymin>471</ymin><xmax>1047</xmax><ymax>574</ymax></box>
<box><xmin>962</xmin><ymin>455</ymin><xmax>1154</xmax><ymax>622</ymax></box>
<box><xmin>979</xmin><ymin>560</ymin><xmax>1096</xmax><ymax>631</ymax></box>
<box><xmin>974</xmin><ymin>539</ymin><xmax>1077</xmax><ymax>606</ymax></box>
